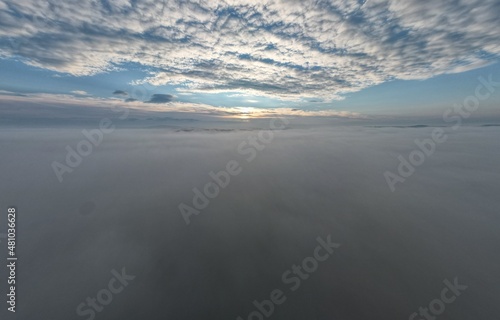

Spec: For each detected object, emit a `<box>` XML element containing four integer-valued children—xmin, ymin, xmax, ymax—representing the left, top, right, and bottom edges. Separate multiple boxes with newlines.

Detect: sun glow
<box><xmin>234</xmin><ymin>107</ymin><xmax>260</xmax><ymax>119</ymax></box>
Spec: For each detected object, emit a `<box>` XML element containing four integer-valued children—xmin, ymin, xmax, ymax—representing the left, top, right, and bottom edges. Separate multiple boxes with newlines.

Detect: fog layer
<box><xmin>0</xmin><ymin>125</ymin><xmax>499</xmax><ymax>320</ymax></box>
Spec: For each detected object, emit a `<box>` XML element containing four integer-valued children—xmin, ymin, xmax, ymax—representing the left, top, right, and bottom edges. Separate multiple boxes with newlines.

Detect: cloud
<box><xmin>113</xmin><ymin>90</ymin><xmax>128</xmax><ymax>96</ymax></box>
<box><xmin>2</xmin><ymin>125</ymin><xmax>500</xmax><ymax>319</ymax></box>
<box><xmin>71</xmin><ymin>90</ymin><xmax>88</xmax><ymax>96</ymax></box>
<box><xmin>0</xmin><ymin>92</ymin><xmax>364</xmax><ymax>119</ymax></box>
<box><xmin>0</xmin><ymin>0</ymin><xmax>499</xmax><ymax>100</ymax></box>
<box><xmin>146</xmin><ymin>94</ymin><xmax>175</xmax><ymax>104</ymax></box>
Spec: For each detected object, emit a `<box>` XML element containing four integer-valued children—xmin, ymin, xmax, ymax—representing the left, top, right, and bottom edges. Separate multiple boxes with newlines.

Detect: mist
<box><xmin>0</xmin><ymin>124</ymin><xmax>499</xmax><ymax>320</ymax></box>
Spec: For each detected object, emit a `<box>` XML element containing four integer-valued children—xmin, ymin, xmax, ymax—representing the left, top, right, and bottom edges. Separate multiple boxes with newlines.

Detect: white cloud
<box><xmin>0</xmin><ymin>0</ymin><xmax>498</xmax><ymax>100</ymax></box>
<box><xmin>71</xmin><ymin>90</ymin><xmax>88</xmax><ymax>96</ymax></box>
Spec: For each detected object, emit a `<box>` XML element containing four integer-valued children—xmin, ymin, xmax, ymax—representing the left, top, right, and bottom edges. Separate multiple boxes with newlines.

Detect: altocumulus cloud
<box><xmin>0</xmin><ymin>0</ymin><xmax>499</xmax><ymax>100</ymax></box>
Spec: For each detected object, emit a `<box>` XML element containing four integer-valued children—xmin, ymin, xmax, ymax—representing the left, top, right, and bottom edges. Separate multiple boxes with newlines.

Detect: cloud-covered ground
<box><xmin>1</xmin><ymin>0</ymin><xmax>499</xmax><ymax>100</ymax></box>
<box><xmin>0</xmin><ymin>125</ymin><xmax>499</xmax><ymax>319</ymax></box>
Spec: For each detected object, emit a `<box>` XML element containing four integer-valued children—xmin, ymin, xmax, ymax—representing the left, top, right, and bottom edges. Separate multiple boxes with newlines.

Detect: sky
<box><xmin>1</xmin><ymin>2</ymin><xmax>500</xmax><ymax>319</ymax></box>
<box><xmin>0</xmin><ymin>0</ymin><xmax>500</xmax><ymax>120</ymax></box>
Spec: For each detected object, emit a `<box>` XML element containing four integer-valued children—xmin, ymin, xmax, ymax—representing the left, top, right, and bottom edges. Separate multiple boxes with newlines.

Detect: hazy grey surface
<box><xmin>0</xmin><ymin>125</ymin><xmax>499</xmax><ymax>320</ymax></box>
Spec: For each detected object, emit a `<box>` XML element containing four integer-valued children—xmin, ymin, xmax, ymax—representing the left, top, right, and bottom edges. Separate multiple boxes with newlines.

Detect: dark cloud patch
<box><xmin>146</xmin><ymin>94</ymin><xmax>175</xmax><ymax>104</ymax></box>
<box><xmin>113</xmin><ymin>90</ymin><xmax>128</xmax><ymax>96</ymax></box>
<box><xmin>125</xmin><ymin>98</ymin><xmax>138</xmax><ymax>102</ymax></box>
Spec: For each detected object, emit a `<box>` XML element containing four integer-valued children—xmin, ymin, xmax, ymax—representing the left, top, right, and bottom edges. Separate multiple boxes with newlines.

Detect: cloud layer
<box><xmin>1</xmin><ymin>126</ymin><xmax>500</xmax><ymax>319</ymax></box>
<box><xmin>0</xmin><ymin>0</ymin><xmax>499</xmax><ymax>100</ymax></box>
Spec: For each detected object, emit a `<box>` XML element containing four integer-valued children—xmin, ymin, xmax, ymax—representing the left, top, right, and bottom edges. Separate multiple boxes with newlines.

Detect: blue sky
<box><xmin>0</xmin><ymin>0</ymin><xmax>499</xmax><ymax>119</ymax></box>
